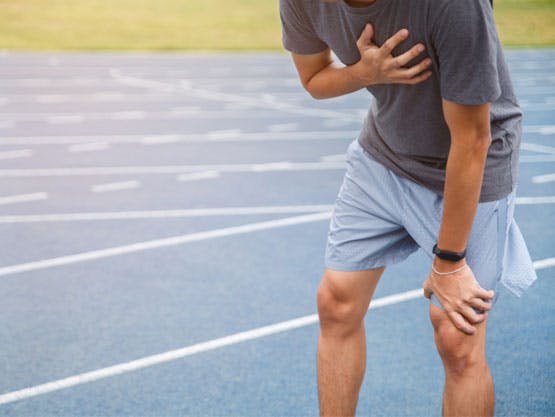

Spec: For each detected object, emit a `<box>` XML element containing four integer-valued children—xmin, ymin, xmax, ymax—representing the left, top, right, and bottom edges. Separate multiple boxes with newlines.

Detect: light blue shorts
<box><xmin>324</xmin><ymin>139</ymin><xmax>537</xmax><ymax>308</ymax></box>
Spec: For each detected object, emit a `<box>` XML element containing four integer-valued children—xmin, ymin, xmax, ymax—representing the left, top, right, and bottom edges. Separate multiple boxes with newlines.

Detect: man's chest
<box><xmin>313</xmin><ymin>6</ymin><xmax>430</xmax><ymax>68</ymax></box>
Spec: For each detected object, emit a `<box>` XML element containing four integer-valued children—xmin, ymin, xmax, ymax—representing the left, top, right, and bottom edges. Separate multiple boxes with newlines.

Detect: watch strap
<box><xmin>432</xmin><ymin>243</ymin><xmax>466</xmax><ymax>262</ymax></box>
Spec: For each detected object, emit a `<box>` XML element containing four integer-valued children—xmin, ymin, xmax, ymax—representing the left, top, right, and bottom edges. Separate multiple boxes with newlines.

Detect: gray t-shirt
<box><xmin>280</xmin><ymin>0</ymin><xmax>522</xmax><ymax>202</ymax></box>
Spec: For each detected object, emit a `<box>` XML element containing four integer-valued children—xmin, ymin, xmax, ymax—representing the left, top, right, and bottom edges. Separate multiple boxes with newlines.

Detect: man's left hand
<box><xmin>423</xmin><ymin>259</ymin><xmax>494</xmax><ymax>335</ymax></box>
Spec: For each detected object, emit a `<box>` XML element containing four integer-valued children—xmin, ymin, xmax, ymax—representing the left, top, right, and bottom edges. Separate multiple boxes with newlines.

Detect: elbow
<box><xmin>307</xmin><ymin>89</ymin><xmax>328</xmax><ymax>100</ymax></box>
<box><xmin>301</xmin><ymin>72</ymin><xmax>330</xmax><ymax>100</ymax></box>
<box><xmin>452</xmin><ymin>132</ymin><xmax>491</xmax><ymax>157</ymax></box>
<box><xmin>303</xmin><ymin>81</ymin><xmax>327</xmax><ymax>100</ymax></box>
<box><xmin>472</xmin><ymin>132</ymin><xmax>492</xmax><ymax>155</ymax></box>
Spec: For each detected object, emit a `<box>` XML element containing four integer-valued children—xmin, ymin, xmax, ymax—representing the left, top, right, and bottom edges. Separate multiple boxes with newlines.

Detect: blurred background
<box><xmin>0</xmin><ymin>0</ymin><xmax>554</xmax><ymax>50</ymax></box>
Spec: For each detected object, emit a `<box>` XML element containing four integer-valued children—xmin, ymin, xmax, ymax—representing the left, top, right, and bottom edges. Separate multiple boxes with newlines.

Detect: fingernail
<box><xmin>402</xmin><ymin>29</ymin><xmax>409</xmax><ymax>36</ymax></box>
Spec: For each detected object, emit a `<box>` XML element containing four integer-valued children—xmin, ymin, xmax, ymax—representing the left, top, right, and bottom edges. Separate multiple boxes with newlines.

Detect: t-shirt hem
<box><xmin>441</xmin><ymin>88</ymin><xmax>502</xmax><ymax>105</ymax></box>
<box><xmin>357</xmin><ymin>138</ymin><xmax>514</xmax><ymax>203</ymax></box>
<box><xmin>282</xmin><ymin>42</ymin><xmax>328</xmax><ymax>55</ymax></box>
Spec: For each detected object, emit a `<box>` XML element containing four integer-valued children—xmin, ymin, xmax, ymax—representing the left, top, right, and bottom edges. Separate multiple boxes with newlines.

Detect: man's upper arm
<box><xmin>279</xmin><ymin>0</ymin><xmax>327</xmax><ymax>54</ymax></box>
<box><xmin>431</xmin><ymin>0</ymin><xmax>501</xmax><ymax>105</ymax></box>
<box><xmin>291</xmin><ymin>48</ymin><xmax>333</xmax><ymax>90</ymax></box>
<box><xmin>442</xmin><ymin>99</ymin><xmax>491</xmax><ymax>145</ymax></box>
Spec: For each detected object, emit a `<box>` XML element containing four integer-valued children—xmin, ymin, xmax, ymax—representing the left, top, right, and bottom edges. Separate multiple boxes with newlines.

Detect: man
<box><xmin>279</xmin><ymin>0</ymin><xmax>537</xmax><ymax>416</ymax></box>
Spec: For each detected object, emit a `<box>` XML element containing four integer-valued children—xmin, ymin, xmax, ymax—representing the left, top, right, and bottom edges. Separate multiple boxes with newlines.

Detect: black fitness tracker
<box><xmin>432</xmin><ymin>244</ymin><xmax>466</xmax><ymax>262</ymax></box>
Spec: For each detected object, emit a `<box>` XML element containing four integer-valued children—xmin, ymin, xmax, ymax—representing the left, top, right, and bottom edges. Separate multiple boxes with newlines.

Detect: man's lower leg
<box><xmin>443</xmin><ymin>361</ymin><xmax>495</xmax><ymax>417</ymax></box>
<box><xmin>430</xmin><ymin>303</ymin><xmax>494</xmax><ymax>417</ymax></box>
<box><xmin>317</xmin><ymin>323</ymin><xmax>367</xmax><ymax>417</ymax></box>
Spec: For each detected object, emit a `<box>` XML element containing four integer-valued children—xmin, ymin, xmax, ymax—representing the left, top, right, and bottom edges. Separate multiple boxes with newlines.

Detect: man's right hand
<box><xmin>353</xmin><ymin>24</ymin><xmax>432</xmax><ymax>86</ymax></box>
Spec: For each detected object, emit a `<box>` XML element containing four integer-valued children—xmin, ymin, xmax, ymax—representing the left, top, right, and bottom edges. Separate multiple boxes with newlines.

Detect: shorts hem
<box><xmin>324</xmin><ymin>247</ymin><xmax>417</xmax><ymax>272</ymax></box>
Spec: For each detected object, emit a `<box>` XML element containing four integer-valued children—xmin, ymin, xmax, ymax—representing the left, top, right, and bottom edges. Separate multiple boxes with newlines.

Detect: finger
<box><xmin>397</xmin><ymin>70</ymin><xmax>432</xmax><ymax>85</ymax></box>
<box><xmin>474</xmin><ymin>286</ymin><xmax>495</xmax><ymax>301</ymax></box>
<box><xmin>447</xmin><ymin>311</ymin><xmax>476</xmax><ymax>335</ymax></box>
<box><xmin>422</xmin><ymin>280</ymin><xmax>432</xmax><ymax>299</ymax></box>
<box><xmin>380</xmin><ymin>28</ymin><xmax>409</xmax><ymax>56</ymax></box>
<box><xmin>394</xmin><ymin>43</ymin><xmax>426</xmax><ymax>67</ymax></box>
<box><xmin>469</xmin><ymin>297</ymin><xmax>493</xmax><ymax>312</ymax></box>
<box><xmin>461</xmin><ymin>306</ymin><xmax>488</xmax><ymax>325</ymax></box>
<box><xmin>356</xmin><ymin>23</ymin><xmax>375</xmax><ymax>49</ymax></box>
<box><xmin>398</xmin><ymin>57</ymin><xmax>432</xmax><ymax>79</ymax></box>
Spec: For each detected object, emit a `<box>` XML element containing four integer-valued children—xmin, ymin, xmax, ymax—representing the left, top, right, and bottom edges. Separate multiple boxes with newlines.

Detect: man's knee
<box><xmin>430</xmin><ymin>304</ymin><xmax>487</xmax><ymax>376</ymax></box>
<box><xmin>317</xmin><ymin>282</ymin><xmax>361</xmax><ymax>336</ymax></box>
<box><xmin>316</xmin><ymin>270</ymin><xmax>375</xmax><ymax>337</ymax></box>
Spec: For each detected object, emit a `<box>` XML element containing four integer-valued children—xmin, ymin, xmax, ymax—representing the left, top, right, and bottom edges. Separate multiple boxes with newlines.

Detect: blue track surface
<box><xmin>0</xmin><ymin>49</ymin><xmax>553</xmax><ymax>416</ymax></box>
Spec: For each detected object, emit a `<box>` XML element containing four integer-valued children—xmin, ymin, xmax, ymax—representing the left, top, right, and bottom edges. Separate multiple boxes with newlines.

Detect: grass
<box><xmin>0</xmin><ymin>0</ymin><xmax>553</xmax><ymax>50</ymax></box>
<box><xmin>494</xmin><ymin>0</ymin><xmax>555</xmax><ymax>46</ymax></box>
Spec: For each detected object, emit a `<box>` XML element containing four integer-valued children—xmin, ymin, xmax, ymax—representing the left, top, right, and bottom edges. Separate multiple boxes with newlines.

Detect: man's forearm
<box><xmin>436</xmin><ymin>137</ymin><xmax>490</xmax><ymax>255</ymax></box>
<box><xmin>305</xmin><ymin>61</ymin><xmax>367</xmax><ymax>99</ymax></box>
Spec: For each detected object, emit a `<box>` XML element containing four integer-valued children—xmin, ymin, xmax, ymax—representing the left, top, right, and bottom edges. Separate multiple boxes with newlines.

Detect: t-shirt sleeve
<box><xmin>279</xmin><ymin>0</ymin><xmax>328</xmax><ymax>54</ymax></box>
<box><xmin>431</xmin><ymin>0</ymin><xmax>501</xmax><ymax>104</ymax></box>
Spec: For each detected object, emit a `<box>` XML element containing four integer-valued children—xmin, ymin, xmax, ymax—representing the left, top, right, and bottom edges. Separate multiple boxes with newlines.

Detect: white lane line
<box><xmin>320</xmin><ymin>154</ymin><xmax>345</xmax><ymax>162</ymax></box>
<box><xmin>0</xmin><ymin>192</ymin><xmax>47</xmax><ymax>206</ymax></box>
<box><xmin>523</xmin><ymin>125</ymin><xmax>555</xmax><ymax>135</ymax></box>
<box><xmin>68</xmin><ymin>142</ymin><xmax>110</xmax><ymax>153</ymax></box>
<box><xmin>5</xmin><ymin>92</ymin><xmax>165</xmax><ymax>104</ymax></box>
<box><xmin>0</xmin><ymin>149</ymin><xmax>32</xmax><ymax>160</ymax></box>
<box><xmin>0</xmin><ymin>212</ymin><xmax>332</xmax><ymax>278</ymax></box>
<box><xmin>520</xmin><ymin>142</ymin><xmax>555</xmax><ymax>154</ymax></box>
<box><xmin>515</xmin><ymin>196</ymin><xmax>555</xmax><ymax>205</ymax></box>
<box><xmin>206</xmin><ymin>129</ymin><xmax>242</xmax><ymax>140</ymax></box>
<box><xmin>0</xmin><ymin>288</ymin><xmax>424</xmax><ymax>406</ymax></box>
<box><xmin>5</xmin><ymin>76</ymin><xmax>300</xmax><ymax>87</ymax></box>
<box><xmin>323</xmin><ymin>118</ymin><xmax>354</xmax><ymax>128</ymax></box>
<box><xmin>0</xmin><ymin>205</ymin><xmax>335</xmax><ymax>224</ymax></box>
<box><xmin>111</xmin><ymin>70</ymin><xmax>358</xmax><ymax>122</ymax></box>
<box><xmin>251</xmin><ymin>161</ymin><xmax>293</xmax><ymax>172</ymax></box>
<box><xmin>0</xmin><ymin>193</ymin><xmax>550</xmax><ymax>224</ymax></box>
<box><xmin>533</xmin><ymin>257</ymin><xmax>555</xmax><ymax>270</ymax></box>
<box><xmin>176</xmin><ymin>170</ymin><xmax>220</xmax><ymax>182</ymax></box>
<box><xmin>140</xmin><ymin>135</ymin><xmax>182</xmax><ymax>145</ymax></box>
<box><xmin>2</xmin><ymin>255</ymin><xmax>554</xmax><ymax>406</ymax></box>
<box><xmin>180</xmin><ymin>82</ymin><xmax>358</xmax><ymax>122</ymax></box>
<box><xmin>0</xmin><ymin>130</ymin><xmax>358</xmax><ymax>146</ymax></box>
<box><xmin>519</xmin><ymin>155</ymin><xmax>555</xmax><ymax>163</ymax></box>
<box><xmin>109</xmin><ymin>69</ymin><xmax>174</xmax><ymax>92</ymax></box>
<box><xmin>47</xmin><ymin>115</ymin><xmax>84</xmax><ymax>125</ymax></box>
<box><xmin>91</xmin><ymin>181</ymin><xmax>140</xmax><ymax>193</ymax></box>
<box><xmin>532</xmin><ymin>173</ymin><xmax>555</xmax><ymax>184</ymax></box>
<box><xmin>520</xmin><ymin>105</ymin><xmax>555</xmax><ymax>111</ymax></box>
<box><xmin>3</xmin><ymin>109</ymin><xmax>280</xmax><ymax>122</ymax></box>
<box><xmin>110</xmin><ymin>111</ymin><xmax>147</xmax><ymax>120</ymax></box>
<box><xmin>0</xmin><ymin>161</ymin><xmax>346</xmax><ymax>177</ymax></box>
<box><xmin>268</xmin><ymin>123</ymin><xmax>298</xmax><ymax>132</ymax></box>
